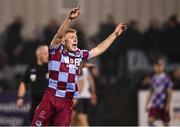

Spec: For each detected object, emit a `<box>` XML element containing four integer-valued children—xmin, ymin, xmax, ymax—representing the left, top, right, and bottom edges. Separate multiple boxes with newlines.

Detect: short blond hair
<box><xmin>65</xmin><ymin>28</ymin><xmax>77</xmax><ymax>35</ymax></box>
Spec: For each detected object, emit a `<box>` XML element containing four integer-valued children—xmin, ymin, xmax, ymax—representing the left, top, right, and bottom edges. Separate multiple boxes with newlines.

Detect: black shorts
<box><xmin>74</xmin><ymin>99</ymin><xmax>90</xmax><ymax>114</ymax></box>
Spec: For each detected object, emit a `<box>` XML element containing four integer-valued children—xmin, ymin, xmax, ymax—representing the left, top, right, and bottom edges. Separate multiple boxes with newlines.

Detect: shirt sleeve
<box><xmin>21</xmin><ymin>65</ymin><xmax>31</xmax><ymax>84</ymax></box>
<box><xmin>49</xmin><ymin>44</ymin><xmax>63</xmax><ymax>54</ymax></box>
<box><xmin>81</xmin><ymin>50</ymin><xmax>92</xmax><ymax>61</ymax></box>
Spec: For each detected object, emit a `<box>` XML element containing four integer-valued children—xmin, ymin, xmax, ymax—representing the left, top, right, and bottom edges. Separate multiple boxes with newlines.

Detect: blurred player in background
<box><xmin>16</xmin><ymin>45</ymin><xmax>49</xmax><ymax>122</ymax></box>
<box><xmin>72</xmin><ymin>64</ymin><xmax>97</xmax><ymax>126</ymax></box>
<box><xmin>31</xmin><ymin>6</ymin><xmax>126</xmax><ymax>126</ymax></box>
<box><xmin>145</xmin><ymin>57</ymin><xmax>173</xmax><ymax>126</ymax></box>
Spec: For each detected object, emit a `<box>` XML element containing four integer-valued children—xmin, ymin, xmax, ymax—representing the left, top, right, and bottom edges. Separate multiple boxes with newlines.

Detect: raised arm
<box><xmin>90</xmin><ymin>22</ymin><xmax>126</xmax><ymax>58</ymax></box>
<box><xmin>50</xmin><ymin>6</ymin><xmax>80</xmax><ymax>48</ymax></box>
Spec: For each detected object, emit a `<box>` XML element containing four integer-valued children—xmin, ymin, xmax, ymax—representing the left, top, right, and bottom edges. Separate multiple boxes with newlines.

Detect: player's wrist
<box><xmin>68</xmin><ymin>17</ymin><xmax>73</xmax><ymax>21</ymax></box>
<box><xmin>113</xmin><ymin>31</ymin><xmax>119</xmax><ymax>37</ymax></box>
<box><xmin>17</xmin><ymin>96</ymin><xmax>24</xmax><ymax>100</ymax></box>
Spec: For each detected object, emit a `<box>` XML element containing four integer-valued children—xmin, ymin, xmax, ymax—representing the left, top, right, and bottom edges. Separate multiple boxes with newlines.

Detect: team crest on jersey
<box><xmin>30</xmin><ymin>74</ymin><xmax>36</xmax><ymax>82</ymax></box>
<box><xmin>75</xmin><ymin>51</ymin><xmax>81</xmax><ymax>57</ymax></box>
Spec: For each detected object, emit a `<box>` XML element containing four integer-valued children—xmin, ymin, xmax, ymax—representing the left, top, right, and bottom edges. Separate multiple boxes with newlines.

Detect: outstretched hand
<box><xmin>68</xmin><ymin>6</ymin><xmax>80</xmax><ymax>20</ymax></box>
<box><xmin>114</xmin><ymin>22</ymin><xmax>127</xmax><ymax>36</ymax></box>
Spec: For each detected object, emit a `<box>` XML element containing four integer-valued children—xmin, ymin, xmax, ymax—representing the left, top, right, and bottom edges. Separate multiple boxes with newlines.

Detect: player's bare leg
<box><xmin>148</xmin><ymin>116</ymin><xmax>155</xmax><ymax>126</ymax></box>
<box><xmin>77</xmin><ymin>113</ymin><xmax>89</xmax><ymax>126</ymax></box>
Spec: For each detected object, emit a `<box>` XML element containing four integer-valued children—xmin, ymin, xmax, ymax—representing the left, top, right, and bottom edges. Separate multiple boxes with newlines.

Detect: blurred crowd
<box><xmin>0</xmin><ymin>14</ymin><xmax>180</xmax><ymax>93</ymax></box>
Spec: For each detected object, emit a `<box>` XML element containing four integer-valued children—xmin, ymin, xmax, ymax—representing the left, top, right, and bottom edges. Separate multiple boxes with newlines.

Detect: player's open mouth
<box><xmin>72</xmin><ymin>44</ymin><xmax>77</xmax><ymax>48</ymax></box>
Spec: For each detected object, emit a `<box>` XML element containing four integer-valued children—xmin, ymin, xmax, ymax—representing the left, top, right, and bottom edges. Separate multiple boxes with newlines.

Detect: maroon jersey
<box><xmin>48</xmin><ymin>44</ymin><xmax>92</xmax><ymax>99</ymax></box>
